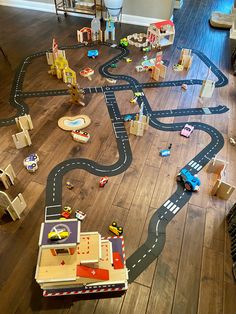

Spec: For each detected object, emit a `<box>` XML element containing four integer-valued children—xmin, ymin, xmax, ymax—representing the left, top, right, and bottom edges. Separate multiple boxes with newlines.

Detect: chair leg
<box><xmin>0</xmin><ymin>46</ymin><xmax>7</xmax><ymax>58</ymax></box>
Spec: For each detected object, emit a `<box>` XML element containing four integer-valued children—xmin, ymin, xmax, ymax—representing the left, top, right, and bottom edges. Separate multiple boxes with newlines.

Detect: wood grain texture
<box><xmin>0</xmin><ymin>0</ymin><xmax>236</xmax><ymax>313</ymax></box>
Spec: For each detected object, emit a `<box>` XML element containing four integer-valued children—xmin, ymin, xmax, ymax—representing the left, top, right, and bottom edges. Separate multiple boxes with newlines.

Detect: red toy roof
<box><xmin>152</xmin><ymin>20</ymin><xmax>174</xmax><ymax>29</ymax></box>
<box><xmin>77</xmin><ymin>265</ymin><xmax>109</xmax><ymax>280</ymax></box>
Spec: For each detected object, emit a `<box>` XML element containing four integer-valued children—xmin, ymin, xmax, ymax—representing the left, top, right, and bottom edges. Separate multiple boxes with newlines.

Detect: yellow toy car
<box><xmin>48</xmin><ymin>227</ymin><xmax>70</xmax><ymax>240</ymax></box>
<box><xmin>109</xmin><ymin>221</ymin><xmax>123</xmax><ymax>236</ymax></box>
<box><xmin>123</xmin><ymin>57</ymin><xmax>132</xmax><ymax>63</ymax></box>
<box><xmin>130</xmin><ymin>97</ymin><xmax>137</xmax><ymax>104</ymax></box>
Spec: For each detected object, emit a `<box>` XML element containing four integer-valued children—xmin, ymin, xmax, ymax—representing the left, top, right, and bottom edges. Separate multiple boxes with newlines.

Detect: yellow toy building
<box><xmin>63</xmin><ymin>66</ymin><xmax>77</xmax><ymax>85</ymax></box>
<box><xmin>54</xmin><ymin>55</ymin><xmax>69</xmax><ymax>80</ymax></box>
<box><xmin>49</xmin><ymin>55</ymin><xmax>77</xmax><ymax>85</ymax></box>
<box><xmin>130</xmin><ymin>103</ymin><xmax>149</xmax><ymax>136</ymax></box>
<box><xmin>46</xmin><ymin>38</ymin><xmax>66</xmax><ymax>65</ymax></box>
<box><xmin>35</xmin><ymin>219</ymin><xmax>128</xmax><ymax>297</ymax></box>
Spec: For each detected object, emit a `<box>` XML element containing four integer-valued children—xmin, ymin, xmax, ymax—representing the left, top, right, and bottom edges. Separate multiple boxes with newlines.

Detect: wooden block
<box><xmin>0</xmin><ymin>163</ymin><xmax>16</xmax><ymax>189</ymax></box>
<box><xmin>207</xmin><ymin>157</ymin><xmax>227</xmax><ymax>175</ymax></box>
<box><xmin>15</xmin><ymin>114</ymin><xmax>33</xmax><ymax>131</ymax></box>
<box><xmin>0</xmin><ymin>191</ymin><xmax>26</xmax><ymax>221</ymax></box>
<box><xmin>12</xmin><ymin>129</ymin><xmax>32</xmax><ymax>149</ymax></box>
<box><xmin>212</xmin><ymin>179</ymin><xmax>235</xmax><ymax>200</ymax></box>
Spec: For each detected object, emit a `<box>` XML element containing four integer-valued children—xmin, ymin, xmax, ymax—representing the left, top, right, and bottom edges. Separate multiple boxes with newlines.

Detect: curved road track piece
<box><xmin>0</xmin><ymin>43</ymin><xmax>229</xmax><ymax>284</ymax></box>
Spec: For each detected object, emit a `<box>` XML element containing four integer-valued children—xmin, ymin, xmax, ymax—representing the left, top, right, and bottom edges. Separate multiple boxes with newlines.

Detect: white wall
<box><xmin>123</xmin><ymin>0</ymin><xmax>174</xmax><ymax>20</ymax></box>
<box><xmin>0</xmin><ymin>0</ymin><xmax>175</xmax><ymax>25</ymax></box>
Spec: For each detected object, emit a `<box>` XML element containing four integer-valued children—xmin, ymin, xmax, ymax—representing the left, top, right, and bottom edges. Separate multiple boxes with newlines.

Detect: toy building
<box><xmin>199</xmin><ymin>79</ymin><xmax>215</xmax><ymax>98</ymax></box>
<box><xmin>63</xmin><ymin>66</ymin><xmax>77</xmax><ymax>85</ymax></box>
<box><xmin>179</xmin><ymin>48</ymin><xmax>193</xmax><ymax>71</ymax></box>
<box><xmin>77</xmin><ymin>27</ymin><xmax>92</xmax><ymax>43</ymax></box>
<box><xmin>199</xmin><ymin>67</ymin><xmax>215</xmax><ymax>98</ymax></box>
<box><xmin>130</xmin><ymin>103</ymin><xmax>149</xmax><ymax>136</ymax></box>
<box><xmin>12</xmin><ymin>114</ymin><xmax>34</xmax><ymax>149</ymax></box>
<box><xmin>46</xmin><ymin>38</ymin><xmax>66</xmax><ymax>65</ymax></box>
<box><xmin>207</xmin><ymin>156</ymin><xmax>235</xmax><ymax>200</ymax></box>
<box><xmin>151</xmin><ymin>50</ymin><xmax>167</xmax><ymax>81</ymax></box>
<box><xmin>35</xmin><ymin>219</ymin><xmax>128</xmax><ymax>296</ymax></box>
<box><xmin>147</xmin><ymin>20</ymin><xmax>175</xmax><ymax>47</ymax></box>
<box><xmin>104</xmin><ymin>19</ymin><xmax>115</xmax><ymax>41</ymax></box>
<box><xmin>91</xmin><ymin>17</ymin><xmax>103</xmax><ymax>42</ymax></box>
<box><xmin>68</xmin><ymin>83</ymin><xmax>85</xmax><ymax>106</ymax></box>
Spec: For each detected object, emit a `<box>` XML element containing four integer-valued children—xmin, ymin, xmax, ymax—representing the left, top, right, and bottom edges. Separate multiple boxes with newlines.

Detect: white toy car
<box><xmin>75</xmin><ymin>210</ymin><xmax>86</xmax><ymax>221</ymax></box>
<box><xmin>23</xmin><ymin>153</ymin><xmax>39</xmax><ymax>172</ymax></box>
<box><xmin>71</xmin><ymin>130</ymin><xmax>90</xmax><ymax>143</ymax></box>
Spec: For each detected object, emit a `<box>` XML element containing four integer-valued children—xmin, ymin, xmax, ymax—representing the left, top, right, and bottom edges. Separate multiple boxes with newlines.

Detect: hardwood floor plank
<box><xmin>198</xmin><ymin>247</ymin><xmax>224</xmax><ymax>314</ymax></box>
<box><xmin>120</xmin><ymin>282</ymin><xmax>149</xmax><ymax>314</ymax></box>
<box><xmin>146</xmin><ymin>206</ymin><xmax>188</xmax><ymax>314</ymax></box>
<box><xmin>172</xmin><ymin>204</ymin><xmax>206</xmax><ymax>314</ymax></box>
<box><xmin>123</xmin><ymin>165</ymin><xmax>159</xmax><ymax>257</ymax></box>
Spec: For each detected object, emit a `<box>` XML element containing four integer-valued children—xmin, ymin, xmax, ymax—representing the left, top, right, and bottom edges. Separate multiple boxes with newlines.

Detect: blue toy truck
<box><xmin>176</xmin><ymin>168</ymin><xmax>201</xmax><ymax>191</ymax></box>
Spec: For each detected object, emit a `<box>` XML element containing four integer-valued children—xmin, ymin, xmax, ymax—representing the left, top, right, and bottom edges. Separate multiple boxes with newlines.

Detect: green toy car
<box><xmin>120</xmin><ymin>37</ymin><xmax>129</xmax><ymax>47</ymax></box>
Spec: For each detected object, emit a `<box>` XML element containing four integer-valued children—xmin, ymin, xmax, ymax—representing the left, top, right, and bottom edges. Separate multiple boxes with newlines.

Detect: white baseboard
<box><xmin>0</xmin><ymin>0</ymin><xmax>161</xmax><ymax>26</ymax></box>
<box><xmin>121</xmin><ymin>14</ymin><xmax>160</xmax><ymax>26</ymax></box>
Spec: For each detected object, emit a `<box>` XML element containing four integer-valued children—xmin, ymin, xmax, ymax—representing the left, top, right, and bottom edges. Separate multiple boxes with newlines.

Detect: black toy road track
<box><xmin>0</xmin><ymin>42</ymin><xmax>229</xmax><ymax>283</ymax></box>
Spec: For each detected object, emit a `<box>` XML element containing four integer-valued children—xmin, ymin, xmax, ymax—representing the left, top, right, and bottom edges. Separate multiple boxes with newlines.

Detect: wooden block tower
<box><xmin>130</xmin><ymin>103</ymin><xmax>149</xmax><ymax>136</ymax></box>
<box><xmin>68</xmin><ymin>84</ymin><xmax>85</xmax><ymax>106</ymax></box>
<box><xmin>151</xmin><ymin>49</ymin><xmax>167</xmax><ymax>81</ymax></box>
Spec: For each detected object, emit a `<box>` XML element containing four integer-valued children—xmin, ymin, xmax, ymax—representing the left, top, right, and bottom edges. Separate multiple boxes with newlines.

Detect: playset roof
<box><xmin>152</xmin><ymin>20</ymin><xmax>174</xmax><ymax>29</ymax></box>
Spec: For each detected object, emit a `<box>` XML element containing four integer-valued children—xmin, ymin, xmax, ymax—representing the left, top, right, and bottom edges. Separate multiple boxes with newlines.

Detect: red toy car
<box><xmin>180</xmin><ymin>124</ymin><xmax>194</xmax><ymax>138</ymax></box>
<box><xmin>99</xmin><ymin>176</ymin><xmax>108</xmax><ymax>187</ymax></box>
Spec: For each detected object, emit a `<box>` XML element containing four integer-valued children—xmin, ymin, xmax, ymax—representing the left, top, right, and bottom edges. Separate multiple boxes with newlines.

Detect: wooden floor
<box><xmin>0</xmin><ymin>0</ymin><xmax>236</xmax><ymax>313</ymax></box>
